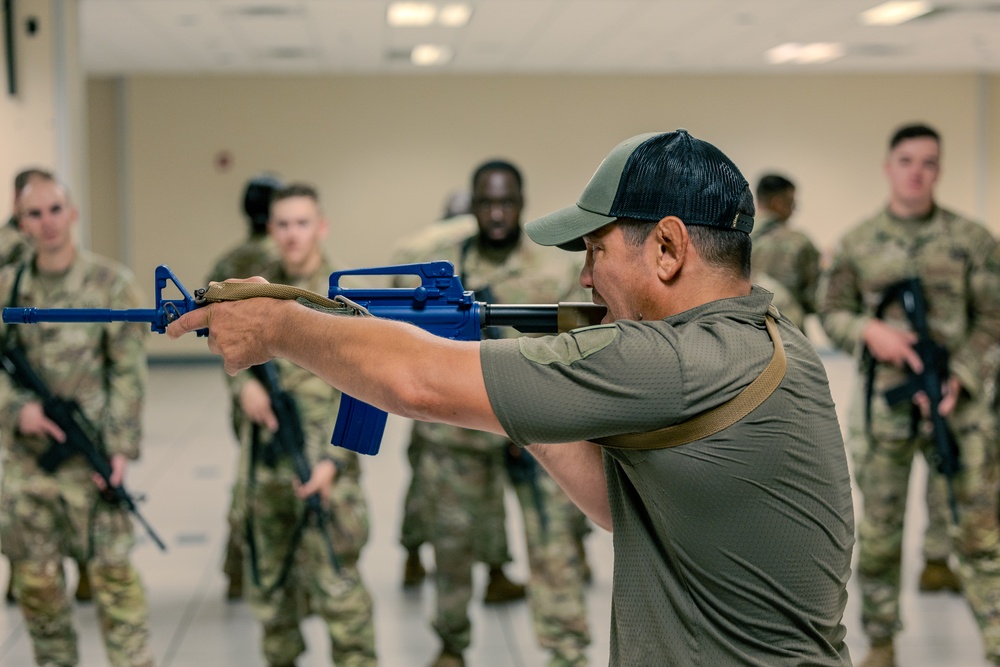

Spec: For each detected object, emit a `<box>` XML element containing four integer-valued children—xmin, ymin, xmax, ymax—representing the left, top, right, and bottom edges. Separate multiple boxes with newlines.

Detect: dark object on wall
<box><xmin>3</xmin><ymin>0</ymin><xmax>15</xmax><ymax>96</ymax></box>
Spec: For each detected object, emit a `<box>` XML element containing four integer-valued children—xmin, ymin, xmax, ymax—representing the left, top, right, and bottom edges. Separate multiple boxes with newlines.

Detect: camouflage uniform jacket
<box><xmin>393</xmin><ymin>231</ymin><xmax>585</xmax><ymax>452</ymax></box>
<box><xmin>207</xmin><ymin>233</ymin><xmax>280</xmax><ymax>283</ymax></box>
<box><xmin>0</xmin><ymin>218</ymin><xmax>30</xmax><ymax>269</ymax></box>
<box><xmin>751</xmin><ymin>217</ymin><xmax>821</xmax><ymax>316</ymax></box>
<box><xmin>817</xmin><ymin>205</ymin><xmax>1000</xmax><ymax>440</ymax></box>
<box><xmin>0</xmin><ymin>251</ymin><xmax>147</xmax><ymax>470</ymax></box>
<box><xmin>229</xmin><ymin>256</ymin><xmax>360</xmax><ymax>480</ymax></box>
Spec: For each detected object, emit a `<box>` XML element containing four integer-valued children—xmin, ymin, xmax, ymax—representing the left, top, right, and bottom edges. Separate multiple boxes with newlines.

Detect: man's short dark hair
<box><xmin>889</xmin><ymin>123</ymin><xmax>940</xmax><ymax>150</ymax></box>
<box><xmin>471</xmin><ymin>160</ymin><xmax>523</xmax><ymax>193</ymax></box>
<box><xmin>617</xmin><ymin>218</ymin><xmax>752</xmax><ymax>280</ymax></box>
<box><xmin>14</xmin><ymin>168</ymin><xmax>54</xmax><ymax>195</ymax></box>
<box><xmin>756</xmin><ymin>174</ymin><xmax>795</xmax><ymax>202</ymax></box>
<box><xmin>271</xmin><ymin>183</ymin><xmax>320</xmax><ymax>206</ymax></box>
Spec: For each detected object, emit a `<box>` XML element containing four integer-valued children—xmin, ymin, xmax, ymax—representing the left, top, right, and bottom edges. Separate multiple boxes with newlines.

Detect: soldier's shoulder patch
<box><xmin>517</xmin><ymin>324</ymin><xmax>617</xmax><ymax>365</ymax></box>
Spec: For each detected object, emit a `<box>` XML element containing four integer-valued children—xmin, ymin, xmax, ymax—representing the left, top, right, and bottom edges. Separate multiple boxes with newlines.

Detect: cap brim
<box><xmin>525</xmin><ymin>204</ymin><xmax>616</xmax><ymax>251</ymax></box>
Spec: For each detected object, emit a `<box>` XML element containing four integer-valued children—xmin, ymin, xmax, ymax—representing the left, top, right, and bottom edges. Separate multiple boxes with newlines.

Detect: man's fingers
<box><xmin>43</xmin><ymin>421</ymin><xmax>67</xmax><ymax>443</ymax></box>
<box><xmin>902</xmin><ymin>348</ymin><xmax>924</xmax><ymax>374</ymax></box>
<box><xmin>167</xmin><ymin>306</ymin><xmax>211</xmax><ymax>339</ymax></box>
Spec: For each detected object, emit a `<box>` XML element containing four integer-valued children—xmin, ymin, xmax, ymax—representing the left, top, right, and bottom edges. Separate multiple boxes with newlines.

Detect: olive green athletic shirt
<box><xmin>481</xmin><ymin>287</ymin><xmax>854</xmax><ymax>666</ymax></box>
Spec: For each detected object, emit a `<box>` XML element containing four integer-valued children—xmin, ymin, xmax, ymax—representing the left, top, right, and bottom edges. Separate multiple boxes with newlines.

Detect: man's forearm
<box><xmin>240</xmin><ymin>298</ymin><xmax>504</xmax><ymax>435</ymax></box>
<box><xmin>527</xmin><ymin>441</ymin><xmax>611</xmax><ymax>531</ymax></box>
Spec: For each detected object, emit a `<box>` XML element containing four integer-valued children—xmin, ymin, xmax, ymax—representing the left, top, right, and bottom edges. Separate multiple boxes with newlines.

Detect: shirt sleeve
<box><xmin>481</xmin><ymin>323</ymin><xmax>687</xmax><ymax>447</ymax></box>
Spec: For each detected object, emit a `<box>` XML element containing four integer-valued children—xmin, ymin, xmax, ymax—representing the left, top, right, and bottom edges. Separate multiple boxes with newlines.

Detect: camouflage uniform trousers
<box><xmin>0</xmin><ymin>468</ymin><xmax>152</xmax><ymax>667</ymax></box>
<box><xmin>511</xmin><ymin>465</ymin><xmax>591</xmax><ymax>667</ymax></box>
<box><xmin>244</xmin><ymin>465</ymin><xmax>376</xmax><ymax>667</ymax></box>
<box><xmin>422</xmin><ymin>444</ymin><xmax>590</xmax><ymax>662</ymax></box>
<box><xmin>400</xmin><ymin>431</ymin><xmax>511</xmax><ymax>566</ymax></box>
<box><xmin>849</xmin><ymin>397</ymin><xmax>1000</xmax><ymax>659</ymax></box>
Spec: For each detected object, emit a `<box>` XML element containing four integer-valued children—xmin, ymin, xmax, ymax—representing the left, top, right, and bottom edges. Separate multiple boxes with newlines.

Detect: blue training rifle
<box><xmin>3</xmin><ymin>261</ymin><xmax>605</xmax><ymax>456</ymax></box>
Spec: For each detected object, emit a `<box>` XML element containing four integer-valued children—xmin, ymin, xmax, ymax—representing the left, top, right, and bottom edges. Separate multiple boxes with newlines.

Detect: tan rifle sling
<box><xmin>593</xmin><ymin>306</ymin><xmax>786</xmax><ymax>451</ymax></box>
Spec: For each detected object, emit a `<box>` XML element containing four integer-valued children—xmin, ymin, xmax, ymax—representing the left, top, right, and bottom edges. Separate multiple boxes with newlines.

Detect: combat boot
<box><xmin>74</xmin><ymin>562</ymin><xmax>92</xmax><ymax>603</ymax></box>
<box><xmin>918</xmin><ymin>559</ymin><xmax>962</xmax><ymax>593</ymax></box>
<box><xmin>5</xmin><ymin>568</ymin><xmax>15</xmax><ymax>605</ymax></box>
<box><xmin>428</xmin><ymin>648</ymin><xmax>465</xmax><ymax>667</ymax></box>
<box><xmin>403</xmin><ymin>548</ymin><xmax>426</xmax><ymax>587</ymax></box>
<box><xmin>576</xmin><ymin>537</ymin><xmax>592</xmax><ymax>584</ymax></box>
<box><xmin>858</xmin><ymin>640</ymin><xmax>895</xmax><ymax>667</ymax></box>
<box><xmin>483</xmin><ymin>566</ymin><xmax>526</xmax><ymax>604</ymax></box>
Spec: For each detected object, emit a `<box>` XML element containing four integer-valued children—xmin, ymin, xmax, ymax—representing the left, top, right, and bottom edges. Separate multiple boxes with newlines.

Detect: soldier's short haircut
<box><xmin>13</xmin><ymin>168</ymin><xmax>55</xmax><ymax>195</ymax></box>
<box><xmin>271</xmin><ymin>183</ymin><xmax>320</xmax><ymax>205</ymax></box>
<box><xmin>617</xmin><ymin>218</ymin><xmax>752</xmax><ymax>280</ymax></box>
<box><xmin>471</xmin><ymin>160</ymin><xmax>523</xmax><ymax>193</ymax></box>
<box><xmin>755</xmin><ymin>174</ymin><xmax>795</xmax><ymax>202</ymax></box>
<box><xmin>889</xmin><ymin>123</ymin><xmax>940</xmax><ymax>150</ymax></box>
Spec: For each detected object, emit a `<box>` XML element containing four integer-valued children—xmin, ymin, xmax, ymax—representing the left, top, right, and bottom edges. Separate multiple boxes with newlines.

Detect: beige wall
<box><xmin>0</xmin><ymin>0</ymin><xmax>84</xmax><ymax>237</ymax></box>
<box><xmin>88</xmin><ymin>72</ymin><xmax>999</xmax><ymax>357</ymax></box>
<box><xmin>1</xmin><ymin>0</ymin><xmax>58</xmax><ymax>216</ymax></box>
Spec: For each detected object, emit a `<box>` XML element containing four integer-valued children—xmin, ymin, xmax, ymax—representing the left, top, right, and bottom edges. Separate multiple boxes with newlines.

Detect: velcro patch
<box><xmin>517</xmin><ymin>324</ymin><xmax>618</xmax><ymax>365</ymax></box>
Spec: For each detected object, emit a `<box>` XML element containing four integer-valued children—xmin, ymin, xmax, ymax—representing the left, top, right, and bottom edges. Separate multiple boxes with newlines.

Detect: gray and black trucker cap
<box><xmin>526</xmin><ymin>130</ymin><xmax>755</xmax><ymax>251</ymax></box>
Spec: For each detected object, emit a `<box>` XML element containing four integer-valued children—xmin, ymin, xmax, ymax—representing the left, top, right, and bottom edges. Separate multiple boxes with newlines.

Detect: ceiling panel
<box><xmin>79</xmin><ymin>0</ymin><xmax>1000</xmax><ymax>75</ymax></box>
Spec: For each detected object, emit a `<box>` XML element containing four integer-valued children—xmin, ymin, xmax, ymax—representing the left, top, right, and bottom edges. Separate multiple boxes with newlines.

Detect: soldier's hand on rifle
<box><xmin>93</xmin><ymin>454</ymin><xmax>128</xmax><ymax>491</ymax></box>
<box><xmin>240</xmin><ymin>380</ymin><xmax>278</xmax><ymax>432</ymax></box>
<box><xmin>17</xmin><ymin>402</ymin><xmax>66</xmax><ymax>442</ymax></box>
<box><xmin>913</xmin><ymin>376</ymin><xmax>962</xmax><ymax>420</ymax></box>
<box><xmin>295</xmin><ymin>458</ymin><xmax>336</xmax><ymax>504</ymax></box>
<box><xmin>862</xmin><ymin>319</ymin><xmax>922</xmax><ymax>372</ymax></box>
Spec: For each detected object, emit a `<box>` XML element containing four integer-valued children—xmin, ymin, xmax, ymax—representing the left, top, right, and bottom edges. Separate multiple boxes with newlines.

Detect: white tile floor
<box><xmin>0</xmin><ymin>345</ymin><xmax>989</xmax><ymax>666</ymax></box>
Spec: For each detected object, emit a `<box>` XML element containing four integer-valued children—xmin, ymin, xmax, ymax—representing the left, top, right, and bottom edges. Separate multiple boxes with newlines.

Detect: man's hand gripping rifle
<box><xmin>875</xmin><ymin>277</ymin><xmax>962</xmax><ymax>523</ymax></box>
<box><xmin>2</xmin><ymin>261</ymin><xmax>605</xmax><ymax>456</ymax></box>
<box><xmin>0</xmin><ymin>346</ymin><xmax>167</xmax><ymax>551</ymax></box>
<box><xmin>249</xmin><ymin>360</ymin><xmax>341</xmax><ymax>577</ymax></box>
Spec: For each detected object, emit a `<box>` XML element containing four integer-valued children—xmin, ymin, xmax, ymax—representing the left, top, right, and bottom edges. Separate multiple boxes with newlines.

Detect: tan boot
<box><xmin>483</xmin><ymin>566</ymin><xmax>526</xmax><ymax>604</ymax></box>
<box><xmin>403</xmin><ymin>549</ymin><xmax>426</xmax><ymax>587</ymax></box>
<box><xmin>918</xmin><ymin>559</ymin><xmax>962</xmax><ymax>593</ymax></box>
<box><xmin>428</xmin><ymin>649</ymin><xmax>465</xmax><ymax>667</ymax></box>
<box><xmin>74</xmin><ymin>563</ymin><xmax>92</xmax><ymax>603</ymax></box>
<box><xmin>858</xmin><ymin>640</ymin><xmax>895</xmax><ymax>667</ymax></box>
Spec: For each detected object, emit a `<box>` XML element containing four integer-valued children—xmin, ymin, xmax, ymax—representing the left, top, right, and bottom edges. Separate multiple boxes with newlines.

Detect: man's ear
<box><xmin>653</xmin><ymin>216</ymin><xmax>688</xmax><ymax>282</ymax></box>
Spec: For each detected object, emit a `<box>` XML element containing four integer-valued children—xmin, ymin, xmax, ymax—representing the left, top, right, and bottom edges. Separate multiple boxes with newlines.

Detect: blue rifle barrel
<box><xmin>3</xmin><ymin>307</ymin><xmax>163</xmax><ymax>325</ymax></box>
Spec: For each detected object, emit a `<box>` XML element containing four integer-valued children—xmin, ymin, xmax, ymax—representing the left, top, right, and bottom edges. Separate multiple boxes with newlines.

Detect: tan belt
<box><xmin>593</xmin><ymin>306</ymin><xmax>786</xmax><ymax>450</ymax></box>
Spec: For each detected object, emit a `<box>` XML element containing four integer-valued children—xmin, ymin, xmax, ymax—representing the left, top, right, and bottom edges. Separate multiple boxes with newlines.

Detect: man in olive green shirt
<box><xmin>170</xmin><ymin>130</ymin><xmax>854</xmax><ymax>667</ymax></box>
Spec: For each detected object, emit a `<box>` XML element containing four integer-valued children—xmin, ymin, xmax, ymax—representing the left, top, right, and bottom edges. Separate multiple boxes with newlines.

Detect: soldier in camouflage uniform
<box><xmin>818</xmin><ymin>123</ymin><xmax>1000</xmax><ymax>667</ymax></box>
<box><xmin>208</xmin><ymin>174</ymin><xmax>283</xmax><ymax>601</ymax></box>
<box><xmin>229</xmin><ymin>184</ymin><xmax>376</xmax><ymax>667</ymax></box>
<box><xmin>390</xmin><ymin>212</ymin><xmax>528</xmax><ymax>593</ymax></box>
<box><xmin>0</xmin><ymin>168</ymin><xmax>44</xmax><ymax>269</ymax></box>
<box><xmin>750</xmin><ymin>173</ymin><xmax>820</xmax><ymax>332</ymax></box>
<box><xmin>401</xmin><ymin>161</ymin><xmax>592</xmax><ymax>667</ymax></box>
<box><xmin>0</xmin><ymin>175</ymin><xmax>153</xmax><ymax>667</ymax></box>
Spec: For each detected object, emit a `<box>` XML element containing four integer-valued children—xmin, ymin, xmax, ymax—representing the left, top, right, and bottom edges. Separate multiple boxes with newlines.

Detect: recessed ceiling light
<box><xmin>411</xmin><ymin>44</ymin><xmax>453</xmax><ymax>66</ymax></box>
<box><xmin>438</xmin><ymin>4</ymin><xmax>472</xmax><ymax>27</ymax></box>
<box><xmin>387</xmin><ymin>2</ymin><xmax>437</xmax><ymax>27</ymax></box>
<box><xmin>766</xmin><ymin>42</ymin><xmax>844</xmax><ymax>65</ymax></box>
<box><xmin>860</xmin><ymin>1</ymin><xmax>933</xmax><ymax>26</ymax></box>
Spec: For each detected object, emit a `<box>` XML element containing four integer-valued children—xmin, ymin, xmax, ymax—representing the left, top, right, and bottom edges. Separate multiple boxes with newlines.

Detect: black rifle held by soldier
<box><xmin>0</xmin><ymin>344</ymin><xmax>167</xmax><ymax>551</ymax></box>
<box><xmin>247</xmin><ymin>361</ymin><xmax>340</xmax><ymax>594</ymax></box>
<box><xmin>866</xmin><ymin>277</ymin><xmax>961</xmax><ymax>523</ymax></box>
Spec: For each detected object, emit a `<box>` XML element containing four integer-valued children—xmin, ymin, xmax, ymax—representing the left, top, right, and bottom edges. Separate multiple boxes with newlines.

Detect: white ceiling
<box><xmin>79</xmin><ymin>0</ymin><xmax>1000</xmax><ymax>75</ymax></box>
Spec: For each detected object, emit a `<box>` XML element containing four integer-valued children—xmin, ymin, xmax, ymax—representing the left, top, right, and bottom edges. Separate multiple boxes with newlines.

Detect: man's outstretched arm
<box><xmin>168</xmin><ymin>288</ymin><xmax>613</xmax><ymax>529</ymax></box>
<box><xmin>168</xmin><ymin>293</ymin><xmax>500</xmax><ymax>433</ymax></box>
